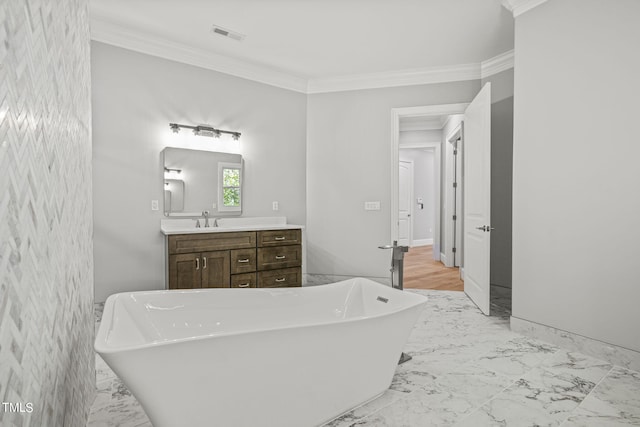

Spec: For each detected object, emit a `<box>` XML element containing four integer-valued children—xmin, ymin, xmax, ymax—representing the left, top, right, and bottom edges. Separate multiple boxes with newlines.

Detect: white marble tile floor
<box><xmin>87</xmin><ymin>290</ymin><xmax>640</xmax><ymax>427</ymax></box>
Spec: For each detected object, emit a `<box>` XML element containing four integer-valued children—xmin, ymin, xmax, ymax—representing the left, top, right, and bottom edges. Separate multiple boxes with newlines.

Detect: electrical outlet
<box><xmin>272</xmin><ymin>201</ymin><xmax>279</xmax><ymax>211</ymax></box>
<box><xmin>364</xmin><ymin>201</ymin><xmax>381</xmax><ymax>211</ymax></box>
<box><xmin>151</xmin><ymin>200</ymin><xmax>159</xmax><ymax>211</ymax></box>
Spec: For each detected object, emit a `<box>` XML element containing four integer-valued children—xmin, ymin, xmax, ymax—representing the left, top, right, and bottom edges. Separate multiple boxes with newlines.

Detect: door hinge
<box><xmin>453</xmin><ymin>182</ymin><xmax>457</xmax><ymax>188</ymax></box>
<box><xmin>454</xmin><ymin>149</ymin><xmax>458</xmax><ymax>155</ymax></box>
<box><xmin>453</xmin><ymin>215</ymin><xmax>457</xmax><ymax>221</ymax></box>
<box><xmin>452</xmin><ymin>247</ymin><xmax>457</xmax><ymax>253</ymax></box>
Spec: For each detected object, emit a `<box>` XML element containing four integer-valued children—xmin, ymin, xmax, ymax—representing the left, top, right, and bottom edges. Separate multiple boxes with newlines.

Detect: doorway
<box><xmin>390</xmin><ymin>104</ymin><xmax>468</xmax><ymax>264</ymax></box>
<box><xmin>390</xmin><ymin>86</ymin><xmax>493</xmax><ymax>315</ymax></box>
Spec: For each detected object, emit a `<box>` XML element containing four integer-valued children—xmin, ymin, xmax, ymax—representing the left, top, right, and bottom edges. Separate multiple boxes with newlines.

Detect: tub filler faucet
<box><xmin>378</xmin><ymin>240</ymin><xmax>409</xmax><ymax>291</ymax></box>
<box><xmin>378</xmin><ymin>240</ymin><xmax>412</xmax><ymax>365</ymax></box>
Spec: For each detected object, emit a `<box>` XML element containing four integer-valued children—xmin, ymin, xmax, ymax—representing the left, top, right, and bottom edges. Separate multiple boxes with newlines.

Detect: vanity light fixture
<box><xmin>169</xmin><ymin>123</ymin><xmax>241</xmax><ymax>141</ymax></box>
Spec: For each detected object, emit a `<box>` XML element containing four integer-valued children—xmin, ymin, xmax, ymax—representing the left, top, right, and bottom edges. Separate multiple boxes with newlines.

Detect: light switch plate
<box><xmin>364</xmin><ymin>201</ymin><xmax>380</xmax><ymax>211</ymax></box>
<box><xmin>272</xmin><ymin>201</ymin><xmax>279</xmax><ymax>211</ymax></box>
<box><xmin>151</xmin><ymin>200</ymin><xmax>159</xmax><ymax>211</ymax></box>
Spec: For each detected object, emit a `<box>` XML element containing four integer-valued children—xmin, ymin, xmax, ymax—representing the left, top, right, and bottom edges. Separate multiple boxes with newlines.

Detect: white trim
<box><xmin>307</xmin><ymin>63</ymin><xmax>480</xmax><ymax>94</ymax></box>
<box><xmin>480</xmin><ymin>50</ymin><xmax>514</xmax><ymax>79</ymax></box>
<box><xmin>400</xmin><ymin>121</ymin><xmax>443</xmax><ymax>132</ymax></box>
<box><xmin>412</xmin><ymin>239</ymin><xmax>433</xmax><ymax>247</ymax></box>
<box><xmin>90</xmin><ymin>18</ymin><xmax>308</xmax><ymax>93</ymax></box>
<box><xmin>501</xmin><ymin>0</ymin><xmax>550</xmax><ymax>17</ymax></box>
<box><xmin>440</xmin><ymin>252</ymin><xmax>448</xmax><ymax>266</ymax></box>
<box><xmin>91</xmin><ymin>16</ymin><xmax>514</xmax><ymax>94</ymax></box>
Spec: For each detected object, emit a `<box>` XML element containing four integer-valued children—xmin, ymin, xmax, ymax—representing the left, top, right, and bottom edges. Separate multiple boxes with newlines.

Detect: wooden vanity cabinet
<box><xmin>166</xmin><ymin>229</ymin><xmax>302</xmax><ymax>290</ymax></box>
<box><xmin>169</xmin><ymin>251</ymin><xmax>230</xmax><ymax>289</ymax></box>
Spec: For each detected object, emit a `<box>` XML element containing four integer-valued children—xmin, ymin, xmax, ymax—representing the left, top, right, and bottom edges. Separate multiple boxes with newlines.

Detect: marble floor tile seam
<box><xmin>328</xmin><ymin>390</ymin><xmax>412</xmax><ymax>427</ymax></box>
<box><xmin>450</xmin><ymin>381</ymin><xmax>522</xmax><ymax>426</ymax></box>
<box><xmin>560</xmin><ymin>365</ymin><xmax>640</xmax><ymax>427</ymax></box>
<box><xmin>452</xmin><ymin>361</ymin><xmax>621</xmax><ymax>427</ymax></box>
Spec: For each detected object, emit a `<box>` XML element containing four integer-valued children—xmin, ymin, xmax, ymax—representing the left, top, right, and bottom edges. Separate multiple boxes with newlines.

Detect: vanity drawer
<box><xmin>257</xmin><ymin>229</ymin><xmax>301</xmax><ymax>247</ymax></box>
<box><xmin>257</xmin><ymin>245</ymin><xmax>302</xmax><ymax>270</ymax></box>
<box><xmin>231</xmin><ymin>273</ymin><xmax>257</xmax><ymax>288</ymax></box>
<box><xmin>257</xmin><ymin>267</ymin><xmax>301</xmax><ymax>288</ymax></box>
<box><xmin>168</xmin><ymin>232</ymin><xmax>256</xmax><ymax>254</ymax></box>
<box><xmin>230</xmin><ymin>248</ymin><xmax>256</xmax><ymax>274</ymax></box>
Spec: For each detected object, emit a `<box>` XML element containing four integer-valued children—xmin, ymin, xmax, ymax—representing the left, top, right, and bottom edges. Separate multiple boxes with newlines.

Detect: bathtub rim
<box><xmin>95</xmin><ymin>278</ymin><xmax>427</xmax><ymax>355</ymax></box>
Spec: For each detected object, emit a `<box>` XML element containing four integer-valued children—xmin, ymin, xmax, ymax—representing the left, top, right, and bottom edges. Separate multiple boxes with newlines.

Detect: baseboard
<box><xmin>510</xmin><ymin>316</ymin><xmax>640</xmax><ymax>372</ymax></box>
<box><xmin>411</xmin><ymin>239</ymin><xmax>433</xmax><ymax>247</ymax></box>
<box><xmin>440</xmin><ymin>252</ymin><xmax>449</xmax><ymax>267</ymax></box>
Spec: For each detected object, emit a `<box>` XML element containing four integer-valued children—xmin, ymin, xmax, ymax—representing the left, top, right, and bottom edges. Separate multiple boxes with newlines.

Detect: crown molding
<box><xmin>480</xmin><ymin>49</ymin><xmax>514</xmax><ymax>79</ymax></box>
<box><xmin>91</xmin><ymin>16</ymin><xmax>513</xmax><ymax>95</ymax></box>
<box><xmin>90</xmin><ymin>18</ymin><xmax>308</xmax><ymax>93</ymax></box>
<box><xmin>501</xmin><ymin>0</ymin><xmax>550</xmax><ymax>17</ymax></box>
<box><xmin>306</xmin><ymin>63</ymin><xmax>481</xmax><ymax>94</ymax></box>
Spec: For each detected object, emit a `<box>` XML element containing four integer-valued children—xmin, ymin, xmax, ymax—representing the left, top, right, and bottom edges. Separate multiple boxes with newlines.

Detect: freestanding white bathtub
<box><xmin>95</xmin><ymin>278</ymin><xmax>427</xmax><ymax>427</ymax></box>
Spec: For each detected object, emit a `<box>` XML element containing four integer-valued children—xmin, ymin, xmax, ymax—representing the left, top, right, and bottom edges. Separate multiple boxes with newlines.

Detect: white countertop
<box><xmin>160</xmin><ymin>216</ymin><xmax>304</xmax><ymax>236</ymax></box>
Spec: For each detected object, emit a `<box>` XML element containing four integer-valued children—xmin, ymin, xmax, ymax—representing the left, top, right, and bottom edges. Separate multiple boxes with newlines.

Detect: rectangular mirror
<box><xmin>162</xmin><ymin>147</ymin><xmax>243</xmax><ymax>216</ymax></box>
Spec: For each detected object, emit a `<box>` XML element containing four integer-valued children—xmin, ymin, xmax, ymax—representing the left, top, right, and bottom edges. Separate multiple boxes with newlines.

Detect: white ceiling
<box><xmin>90</xmin><ymin>0</ymin><xmax>515</xmax><ymax>92</ymax></box>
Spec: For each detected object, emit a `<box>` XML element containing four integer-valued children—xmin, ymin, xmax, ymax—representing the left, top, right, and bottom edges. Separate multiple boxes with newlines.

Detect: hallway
<box><xmin>403</xmin><ymin>245</ymin><xmax>463</xmax><ymax>291</ymax></box>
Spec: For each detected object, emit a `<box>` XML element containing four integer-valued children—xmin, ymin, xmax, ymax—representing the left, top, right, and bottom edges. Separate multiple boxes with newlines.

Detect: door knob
<box><xmin>475</xmin><ymin>225</ymin><xmax>495</xmax><ymax>232</ymax></box>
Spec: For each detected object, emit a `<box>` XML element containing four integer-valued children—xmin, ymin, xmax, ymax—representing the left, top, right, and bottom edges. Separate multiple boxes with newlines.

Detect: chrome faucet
<box><xmin>202</xmin><ymin>211</ymin><xmax>210</xmax><ymax>227</ymax></box>
<box><xmin>212</xmin><ymin>218</ymin><xmax>219</xmax><ymax>227</ymax></box>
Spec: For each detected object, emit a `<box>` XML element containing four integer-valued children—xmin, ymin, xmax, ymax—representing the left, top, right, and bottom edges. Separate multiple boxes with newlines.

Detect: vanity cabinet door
<box><xmin>169</xmin><ymin>254</ymin><xmax>202</xmax><ymax>289</ymax></box>
<box><xmin>201</xmin><ymin>250</ymin><xmax>231</xmax><ymax>288</ymax></box>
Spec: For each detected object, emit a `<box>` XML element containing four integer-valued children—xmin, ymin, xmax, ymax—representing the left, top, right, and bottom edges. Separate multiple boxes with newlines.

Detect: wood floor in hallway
<box><xmin>403</xmin><ymin>245</ymin><xmax>464</xmax><ymax>291</ymax></box>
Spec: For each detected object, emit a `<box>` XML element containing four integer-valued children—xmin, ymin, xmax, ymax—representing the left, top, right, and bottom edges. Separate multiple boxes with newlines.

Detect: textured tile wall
<box><xmin>0</xmin><ymin>0</ymin><xmax>94</xmax><ymax>426</ymax></box>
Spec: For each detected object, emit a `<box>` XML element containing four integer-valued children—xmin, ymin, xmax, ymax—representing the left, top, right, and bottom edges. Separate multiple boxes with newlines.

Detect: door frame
<box><xmin>398</xmin><ymin>159</ymin><xmax>414</xmax><ymax>246</ymax></box>
<box><xmin>445</xmin><ymin>123</ymin><xmax>463</xmax><ymax>268</ymax></box>
<box><xmin>390</xmin><ymin>104</ymin><xmax>469</xmax><ymax>259</ymax></box>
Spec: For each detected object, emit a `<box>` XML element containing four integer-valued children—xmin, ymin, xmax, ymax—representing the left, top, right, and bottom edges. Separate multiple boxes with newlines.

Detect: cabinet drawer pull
<box><xmin>203</xmin><ymin>257</ymin><xmax>207</xmax><ymax>269</ymax></box>
<box><xmin>274</xmin><ymin>236</ymin><xmax>286</xmax><ymax>241</ymax></box>
<box><xmin>237</xmin><ymin>258</ymin><xmax>250</xmax><ymax>263</ymax></box>
<box><xmin>195</xmin><ymin>258</ymin><xmax>200</xmax><ymax>270</ymax></box>
<box><xmin>238</xmin><ymin>283</ymin><xmax>250</xmax><ymax>288</ymax></box>
<box><xmin>275</xmin><ymin>277</ymin><xmax>286</xmax><ymax>282</ymax></box>
<box><xmin>275</xmin><ymin>255</ymin><xmax>286</xmax><ymax>260</ymax></box>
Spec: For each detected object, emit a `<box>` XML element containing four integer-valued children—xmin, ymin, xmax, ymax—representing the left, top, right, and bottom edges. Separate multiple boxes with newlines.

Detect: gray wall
<box><xmin>0</xmin><ymin>0</ymin><xmax>95</xmax><ymax>425</ymax></box>
<box><xmin>512</xmin><ymin>0</ymin><xmax>640</xmax><ymax>351</ymax></box>
<box><xmin>91</xmin><ymin>42</ymin><xmax>307</xmax><ymax>302</ymax></box>
<box><xmin>306</xmin><ymin>81</ymin><xmax>480</xmax><ymax>279</ymax></box>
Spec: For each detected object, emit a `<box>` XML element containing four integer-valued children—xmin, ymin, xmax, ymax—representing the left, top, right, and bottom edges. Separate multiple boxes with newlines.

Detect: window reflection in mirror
<box><xmin>162</xmin><ymin>147</ymin><xmax>243</xmax><ymax>216</ymax></box>
<box><xmin>219</xmin><ymin>163</ymin><xmax>241</xmax><ymax>212</ymax></box>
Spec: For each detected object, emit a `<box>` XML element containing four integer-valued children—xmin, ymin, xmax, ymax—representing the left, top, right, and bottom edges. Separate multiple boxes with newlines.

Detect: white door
<box><xmin>463</xmin><ymin>83</ymin><xmax>492</xmax><ymax>315</ymax></box>
<box><xmin>398</xmin><ymin>160</ymin><xmax>413</xmax><ymax>246</ymax></box>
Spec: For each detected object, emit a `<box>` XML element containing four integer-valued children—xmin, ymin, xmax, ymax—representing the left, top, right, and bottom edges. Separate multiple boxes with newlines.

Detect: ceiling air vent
<box><xmin>211</xmin><ymin>25</ymin><xmax>245</xmax><ymax>42</ymax></box>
